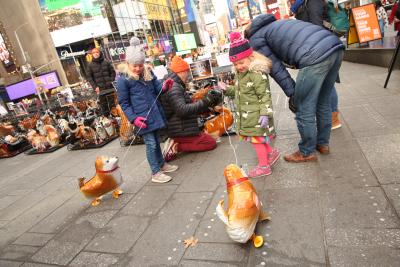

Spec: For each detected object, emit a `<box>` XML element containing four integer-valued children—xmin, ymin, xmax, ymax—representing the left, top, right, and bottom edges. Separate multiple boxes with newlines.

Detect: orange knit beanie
<box><xmin>170</xmin><ymin>56</ymin><xmax>190</xmax><ymax>73</ymax></box>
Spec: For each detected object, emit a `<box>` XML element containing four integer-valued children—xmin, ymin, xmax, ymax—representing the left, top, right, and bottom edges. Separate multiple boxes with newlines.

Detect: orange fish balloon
<box><xmin>216</xmin><ymin>164</ymin><xmax>270</xmax><ymax>247</ymax></box>
<box><xmin>78</xmin><ymin>156</ymin><xmax>123</xmax><ymax>206</ymax></box>
<box><xmin>204</xmin><ymin>107</ymin><xmax>233</xmax><ymax>138</ymax></box>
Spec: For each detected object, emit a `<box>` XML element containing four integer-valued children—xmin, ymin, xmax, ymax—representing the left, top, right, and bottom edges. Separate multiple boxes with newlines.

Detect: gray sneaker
<box><xmin>161</xmin><ymin>163</ymin><xmax>179</xmax><ymax>173</ymax></box>
<box><xmin>152</xmin><ymin>172</ymin><xmax>172</xmax><ymax>183</ymax></box>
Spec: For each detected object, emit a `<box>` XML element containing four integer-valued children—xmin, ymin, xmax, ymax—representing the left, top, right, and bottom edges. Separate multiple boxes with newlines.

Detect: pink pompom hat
<box><xmin>228</xmin><ymin>31</ymin><xmax>253</xmax><ymax>62</ymax></box>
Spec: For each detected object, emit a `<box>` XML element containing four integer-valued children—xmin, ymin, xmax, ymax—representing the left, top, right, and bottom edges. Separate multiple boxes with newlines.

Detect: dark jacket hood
<box><xmin>246</xmin><ymin>14</ymin><xmax>276</xmax><ymax>39</ymax></box>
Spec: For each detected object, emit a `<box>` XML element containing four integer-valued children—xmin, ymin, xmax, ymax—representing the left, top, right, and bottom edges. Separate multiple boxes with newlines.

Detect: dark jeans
<box><xmin>293</xmin><ymin>50</ymin><xmax>344</xmax><ymax>155</ymax></box>
<box><xmin>142</xmin><ymin>131</ymin><xmax>165</xmax><ymax>175</ymax></box>
<box><xmin>330</xmin><ymin>86</ymin><xmax>338</xmax><ymax>112</ymax></box>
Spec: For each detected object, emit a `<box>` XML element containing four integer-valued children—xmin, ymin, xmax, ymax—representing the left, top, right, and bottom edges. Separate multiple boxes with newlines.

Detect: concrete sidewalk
<box><xmin>0</xmin><ymin>62</ymin><xmax>399</xmax><ymax>266</ymax></box>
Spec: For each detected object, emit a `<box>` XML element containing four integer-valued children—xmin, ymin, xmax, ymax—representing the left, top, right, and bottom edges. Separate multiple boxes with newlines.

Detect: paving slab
<box><xmin>264</xmin><ymin>159</ymin><xmax>318</xmax><ymax>189</ymax></box>
<box><xmin>320</xmin><ymin>184</ymin><xmax>399</xmax><ymax>229</ymax></box>
<box><xmin>0</xmin><ymin>184</ymin><xmax>76</xmax><ymax>248</ymax></box>
<box><xmin>0</xmin><ymin>175</ymin><xmax>75</xmax><ymax>222</ymax></box>
<box><xmin>179</xmin><ymin>260</ymin><xmax>242</xmax><ymax>267</ymax></box>
<box><xmin>119</xmin><ymin>185</ymin><xmax>177</xmax><ymax>216</ymax></box>
<box><xmin>195</xmin><ymin>186</ymin><xmax>232</xmax><ymax>244</ymax></box>
<box><xmin>183</xmin><ymin>243</ymin><xmax>248</xmax><ymax>263</ymax></box>
<box><xmin>255</xmin><ymin>188</ymin><xmax>326</xmax><ymax>266</ymax></box>
<box><xmin>371</xmin><ymin>95</ymin><xmax>400</xmax><ymax>119</ymax></box>
<box><xmin>358</xmin><ymin>133</ymin><xmax>400</xmax><ymax>184</ymax></box>
<box><xmin>68</xmin><ymin>252</ymin><xmax>120</xmax><ymax>267</ymax></box>
<box><xmin>0</xmin><ymin>220</ymin><xmax>9</xmax><ymax>228</ymax></box>
<box><xmin>328</xmin><ymin>246</ymin><xmax>400</xmax><ymax>267</ymax></box>
<box><xmin>340</xmin><ymin>104</ymin><xmax>397</xmax><ymax>138</ymax></box>
<box><xmin>166</xmin><ymin>153</ymin><xmax>203</xmax><ymax>185</ymax></box>
<box><xmin>382</xmin><ymin>184</ymin><xmax>400</xmax><ymax>214</ymax></box>
<box><xmin>0</xmin><ymin>195</ymin><xmax>23</xmax><ymax>210</ymax></box>
<box><xmin>0</xmin><ymin>260</ymin><xmax>23</xmax><ymax>267</ymax></box>
<box><xmin>176</xmin><ymin>150</ymin><xmax>229</xmax><ymax>193</ymax></box>
<box><xmin>31</xmin><ymin>210</ymin><xmax>117</xmax><ymax>265</ymax></box>
<box><xmin>29</xmin><ymin>194</ymin><xmax>87</xmax><ymax>234</ymax></box>
<box><xmin>317</xmin><ymin>156</ymin><xmax>379</xmax><ymax>188</ymax></box>
<box><xmin>13</xmin><ymin>233</ymin><xmax>54</xmax><ymax>247</ymax></box>
<box><xmin>0</xmin><ymin>245</ymin><xmax>39</xmax><ymax>261</ymax></box>
<box><xmin>85</xmin><ymin>193</ymin><xmax>134</xmax><ymax>213</ymax></box>
<box><xmin>274</xmin><ymin>110</ymin><xmax>298</xmax><ymax>135</ymax></box>
<box><xmin>85</xmin><ymin>215</ymin><xmax>149</xmax><ymax>253</ymax></box>
<box><xmin>127</xmin><ymin>192</ymin><xmax>213</xmax><ymax>266</ymax></box>
<box><xmin>118</xmin><ymin>164</ymin><xmax>150</xmax><ymax>194</ymax></box>
<box><xmin>325</xmin><ymin>228</ymin><xmax>400</xmax><ymax>248</ymax></box>
<box><xmin>21</xmin><ymin>263</ymin><xmax>59</xmax><ymax>267</ymax></box>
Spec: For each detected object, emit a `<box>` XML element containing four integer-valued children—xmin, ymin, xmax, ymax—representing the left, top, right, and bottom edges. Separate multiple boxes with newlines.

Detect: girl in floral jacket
<box><xmin>219</xmin><ymin>32</ymin><xmax>279</xmax><ymax>178</ymax></box>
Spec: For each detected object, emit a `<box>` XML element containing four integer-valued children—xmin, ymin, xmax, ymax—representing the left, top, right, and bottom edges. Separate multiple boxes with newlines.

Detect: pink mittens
<box><xmin>133</xmin><ymin>117</ymin><xmax>147</xmax><ymax>129</ymax></box>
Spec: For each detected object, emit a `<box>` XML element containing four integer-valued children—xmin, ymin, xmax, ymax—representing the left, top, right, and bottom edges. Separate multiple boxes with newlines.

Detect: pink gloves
<box><xmin>133</xmin><ymin>117</ymin><xmax>147</xmax><ymax>129</ymax></box>
<box><xmin>162</xmin><ymin>78</ymin><xmax>174</xmax><ymax>92</ymax></box>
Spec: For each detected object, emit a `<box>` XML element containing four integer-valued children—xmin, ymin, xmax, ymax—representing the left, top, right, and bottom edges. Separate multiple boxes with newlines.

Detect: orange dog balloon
<box><xmin>204</xmin><ymin>107</ymin><xmax>233</xmax><ymax>138</ymax></box>
<box><xmin>216</xmin><ymin>164</ymin><xmax>269</xmax><ymax>247</ymax></box>
<box><xmin>78</xmin><ymin>156</ymin><xmax>123</xmax><ymax>206</ymax></box>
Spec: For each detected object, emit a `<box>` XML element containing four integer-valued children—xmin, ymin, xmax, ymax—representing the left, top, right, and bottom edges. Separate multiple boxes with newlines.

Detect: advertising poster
<box><xmin>190</xmin><ymin>59</ymin><xmax>213</xmax><ymax>81</ymax></box>
<box><xmin>351</xmin><ymin>4</ymin><xmax>382</xmax><ymax>43</ymax></box>
<box><xmin>39</xmin><ymin>0</ymin><xmax>112</xmax><ymax>47</ymax></box>
<box><xmin>6</xmin><ymin>71</ymin><xmax>61</xmax><ymax>100</ymax></box>
<box><xmin>174</xmin><ymin>34</ymin><xmax>197</xmax><ymax>51</ymax></box>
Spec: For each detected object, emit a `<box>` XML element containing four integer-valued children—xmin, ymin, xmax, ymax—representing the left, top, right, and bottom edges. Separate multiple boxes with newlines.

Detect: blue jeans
<box><xmin>142</xmin><ymin>131</ymin><xmax>165</xmax><ymax>175</ymax></box>
<box><xmin>293</xmin><ymin>50</ymin><xmax>344</xmax><ymax>156</ymax></box>
<box><xmin>379</xmin><ymin>19</ymin><xmax>385</xmax><ymax>37</ymax></box>
<box><xmin>330</xmin><ymin>86</ymin><xmax>338</xmax><ymax>112</ymax></box>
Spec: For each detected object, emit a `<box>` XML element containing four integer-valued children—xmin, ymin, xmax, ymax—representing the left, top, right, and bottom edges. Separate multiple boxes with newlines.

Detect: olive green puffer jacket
<box><xmin>225</xmin><ymin>54</ymin><xmax>275</xmax><ymax>137</ymax></box>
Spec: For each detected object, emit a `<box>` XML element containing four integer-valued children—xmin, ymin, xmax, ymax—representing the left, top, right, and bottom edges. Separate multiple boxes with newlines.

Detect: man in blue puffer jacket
<box><xmin>244</xmin><ymin>14</ymin><xmax>344</xmax><ymax>162</ymax></box>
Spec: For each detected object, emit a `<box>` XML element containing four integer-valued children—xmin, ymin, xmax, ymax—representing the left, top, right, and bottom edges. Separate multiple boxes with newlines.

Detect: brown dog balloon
<box><xmin>78</xmin><ymin>156</ymin><xmax>123</xmax><ymax>206</ymax></box>
<box><xmin>216</xmin><ymin>164</ymin><xmax>269</xmax><ymax>247</ymax></box>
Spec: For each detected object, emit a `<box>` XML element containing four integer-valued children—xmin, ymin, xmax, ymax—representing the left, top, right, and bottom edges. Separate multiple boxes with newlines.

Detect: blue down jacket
<box><xmin>117</xmin><ymin>66</ymin><xmax>166</xmax><ymax>135</ymax></box>
<box><xmin>246</xmin><ymin>14</ymin><xmax>345</xmax><ymax>97</ymax></box>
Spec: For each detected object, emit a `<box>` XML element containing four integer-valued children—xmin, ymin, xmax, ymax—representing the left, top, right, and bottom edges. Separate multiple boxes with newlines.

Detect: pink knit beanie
<box><xmin>228</xmin><ymin>32</ymin><xmax>253</xmax><ymax>62</ymax></box>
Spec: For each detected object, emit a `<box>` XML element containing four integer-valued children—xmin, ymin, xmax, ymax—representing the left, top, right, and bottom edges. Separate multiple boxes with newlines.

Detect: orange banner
<box><xmin>351</xmin><ymin>4</ymin><xmax>382</xmax><ymax>43</ymax></box>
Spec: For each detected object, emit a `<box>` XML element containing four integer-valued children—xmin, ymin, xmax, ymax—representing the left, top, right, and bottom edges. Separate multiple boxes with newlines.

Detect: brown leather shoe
<box><xmin>284</xmin><ymin>151</ymin><xmax>317</xmax><ymax>163</ymax></box>
<box><xmin>316</xmin><ymin>145</ymin><xmax>330</xmax><ymax>155</ymax></box>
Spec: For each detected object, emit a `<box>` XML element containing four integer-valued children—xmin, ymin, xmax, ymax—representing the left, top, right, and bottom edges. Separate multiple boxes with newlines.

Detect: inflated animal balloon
<box><xmin>78</xmin><ymin>156</ymin><xmax>123</xmax><ymax>206</ymax></box>
<box><xmin>100</xmin><ymin>116</ymin><xmax>115</xmax><ymax>137</ymax></box>
<box><xmin>204</xmin><ymin>106</ymin><xmax>233</xmax><ymax>138</ymax></box>
<box><xmin>27</xmin><ymin>130</ymin><xmax>49</xmax><ymax>152</ymax></box>
<box><xmin>115</xmin><ymin>105</ymin><xmax>133</xmax><ymax>142</ymax></box>
<box><xmin>43</xmin><ymin>125</ymin><xmax>60</xmax><ymax>147</ymax></box>
<box><xmin>216</xmin><ymin>164</ymin><xmax>269</xmax><ymax>247</ymax></box>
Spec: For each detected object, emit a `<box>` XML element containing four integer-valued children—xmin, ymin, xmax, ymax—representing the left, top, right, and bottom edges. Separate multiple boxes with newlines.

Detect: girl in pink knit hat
<box><xmin>219</xmin><ymin>32</ymin><xmax>279</xmax><ymax>178</ymax></box>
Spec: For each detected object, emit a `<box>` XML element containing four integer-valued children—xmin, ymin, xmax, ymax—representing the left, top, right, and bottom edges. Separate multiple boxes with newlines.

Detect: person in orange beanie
<box><xmin>160</xmin><ymin>56</ymin><xmax>222</xmax><ymax>160</ymax></box>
